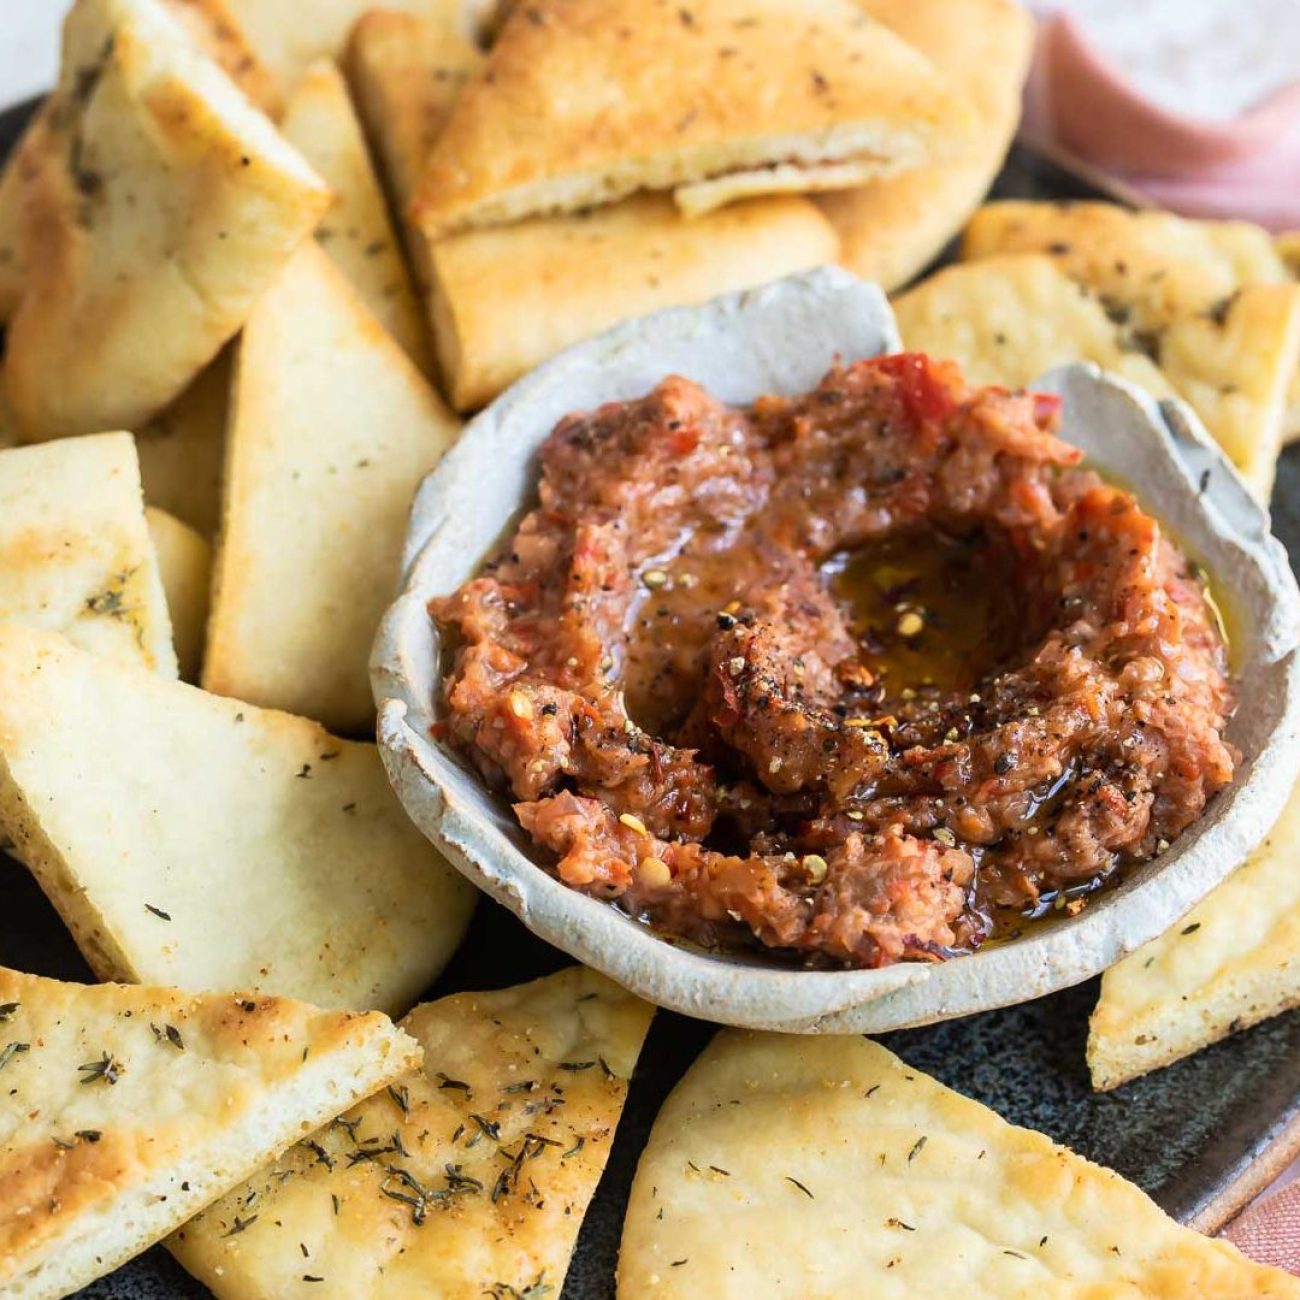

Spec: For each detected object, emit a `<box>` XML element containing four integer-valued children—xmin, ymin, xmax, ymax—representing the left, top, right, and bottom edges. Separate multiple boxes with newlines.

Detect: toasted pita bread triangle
<box><xmin>218</xmin><ymin>0</ymin><xmax>480</xmax><ymax>98</ymax></box>
<box><xmin>433</xmin><ymin>193</ymin><xmax>839</xmax><ymax>411</ymax></box>
<box><xmin>619</xmin><ymin>1030</ymin><xmax>1300</xmax><ymax>1298</ymax></box>
<box><xmin>964</xmin><ymin>200</ymin><xmax>1300</xmax><ymax>455</ymax></box>
<box><xmin>0</xmin><ymin>110</ymin><xmax>42</xmax><ymax>325</ymax></box>
<box><xmin>0</xmin><ymin>624</ymin><xmax>475</xmax><ymax>1013</ymax></box>
<box><xmin>894</xmin><ymin>251</ymin><xmax>1300</xmax><ymax>497</ymax></box>
<box><xmin>172</xmin><ymin>966</ymin><xmax>654</xmax><ymax>1299</ymax></box>
<box><xmin>0</xmin><ymin>433</ymin><xmax>178</xmax><ymax>677</ymax></box>
<box><xmin>136</xmin><ymin>348</ymin><xmax>231</xmax><ymax>540</ymax></box>
<box><xmin>410</xmin><ymin>0</ymin><xmax>973</xmax><ymax>237</ymax></box>
<box><xmin>145</xmin><ymin>506</ymin><xmax>212</xmax><ymax>681</ymax></box>
<box><xmin>0</xmin><ymin>965</ymin><xmax>420</xmax><ymax>1300</ymax></box>
<box><xmin>0</xmin><ymin>374</ymin><xmax>16</xmax><ymax>450</ymax></box>
<box><xmin>281</xmin><ymin>61</ymin><xmax>431</xmax><ymax>373</ymax></box>
<box><xmin>2</xmin><ymin>0</ymin><xmax>330</xmax><ymax>441</ymax></box>
<box><xmin>1089</xmin><ymin>775</ymin><xmax>1300</xmax><ymax>1092</ymax></box>
<box><xmin>158</xmin><ymin>0</ymin><xmax>282</xmax><ymax>114</ymax></box>
<box><xmin>818</xmin><ymin>0</ymin><xmax>1033</xmax><ymax>291</ymax></box>
<box><xmin>204</xmin><ymin>242</ymin><xmax>460</xmax><ymax>733</ymax></box>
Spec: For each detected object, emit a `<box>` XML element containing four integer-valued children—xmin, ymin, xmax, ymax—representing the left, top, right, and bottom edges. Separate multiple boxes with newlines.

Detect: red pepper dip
<box><xmin>432</xmin><ymin>354</ymin><xmax>1236</xmax><ymax>968</ymax></box>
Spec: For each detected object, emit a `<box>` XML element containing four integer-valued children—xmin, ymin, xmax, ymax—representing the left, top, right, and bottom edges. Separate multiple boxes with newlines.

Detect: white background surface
<box><xmin>0</xmin><ymin>1</ymin><xmax>61</xmax><ymax>108</ymax></box>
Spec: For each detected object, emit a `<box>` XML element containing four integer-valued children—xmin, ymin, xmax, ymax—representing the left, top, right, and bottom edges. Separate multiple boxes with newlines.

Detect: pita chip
<box><xmin>0</xmin><ymin>111</ymin><xmax>44</xmax><ymax>325</ymax></box>
<box><xmin>433</xmin><ymin>192</ymin><xmax>840</xmax><ymax>411</ymax></box>
<box><xmin>135</xmin><ymin>349</ymin><xmax>231</xmax><ymax>540</ymax></box>
<box><xmin>410</xmin><ymin>0</ymin><xmax>973</xmax><ymax>237</ymax></box>
<box><xmin>280</xmin><ymin>60</ymin><xmax>431</xmax><ymax>373</ymax></box>
<box><xmin>818</xmin><ymin>0</ymin><xmax>1034</xmax><ymax>291</ymax></box>
<box><xmin>145</xmin><ymin>506</ymin><xmax>212</xmax><ymax>681</ymax></box>
<box><xmin>1089</xmin><ymin>775</ymin><xmax>1300</xmax><ymax>1092</ymax></box>
<box><xmin>0</xmin><ymin>433</ymin><xmax>178</xmax><ymax>677</ymax></box>
<box><xmin>172</xmin><ymin>967</ymin><xmax>654</xmax><ymax>1299</ymax></box>
<box><xmin>894</xmin><ymin>251</ymin><xmax>1300</xmax><ymax>497</ymax></box>
<box><xmin>1276</xmin><ymin>231</ymin><xmax>1300</xmax><ymax>441</ymax></box>
<box><xmin>619</xmin><ymin>1030</ymin><xmax>1300</xmax><ymax>1299</ymax></box>
<box><xmin>0</xmin><ymin>375</ymin><xmax>16</xmax><ymax>450</ymax></box>
<box><xmin>963</xmin><ymin>200</ymin><xmax>1300</xmax><ymax>472</ymax></box>
<box><xmin>0</xmin><ymin>965</ymin><xmax>419</xmax><ymax>1300</ymax></box>
<box><xmin>0</xmin><ymin>624</ymin><xmax>476</xmax><ymax>1015</ymax></box>
<box><xmin>204</xmin><ymin>243</ymin><xmax>460</xmax><ymax>733</ymax></box>
<box><xmin>218</xmin><ymin>0</ymin><xmax>479</xmax><ymax>98</ymax></box>
<box><xmin>347</xmin><ymin>9</ymin><xmax>482</xmax><ymax>212</ymax></box>
<box><xmin>2</xmin><ymin>0</ymin><xmax>330</xmax><ymax>441</ymax></box>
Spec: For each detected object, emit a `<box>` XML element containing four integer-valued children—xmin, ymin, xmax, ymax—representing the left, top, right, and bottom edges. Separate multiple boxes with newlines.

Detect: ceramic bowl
<box><xmin>372</xmin><ymin>268</ymin><xmax>1300</xmax><ymax>1032</ymax></box>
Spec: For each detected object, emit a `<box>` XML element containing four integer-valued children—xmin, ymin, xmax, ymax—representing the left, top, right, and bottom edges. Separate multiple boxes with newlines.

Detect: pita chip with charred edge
<box><xmin>0</xmin><ymin>433</ymin><xmax>178</xmax><ymax>677</ymax></box>
<box><xmin>818</xmin><ymin>0</ymin><xmax>1033</xmax><ymax>291</ymax></box>
<box><xmin>203</xmin><ymin>242</ymin><xmax>460</xmax><ymax>734</ymax></box>
<box><xmin>135</xmin><ymin>348</ymin><xmax>231</xmax><ymax>540</ymax></box>
<box><xmin>618</xmin><ymin>1031</ymin><xmax>1300</xmax><ymax>1298</ymax></box>
<box><xmin>1089</xmin><ymin>774</ymin><xmax>1300</xmax><ymax>1092</ymax></box>
<box><xmin>280</xmin><ymin>60</ymin><xmax>431</xmax><ymax>374</ymax></box>
<box><xmin>895</xmin><ymin>248</ymin><xmax>1300</xmax><ymax>498</ymax></box>
<box><xmin>0</xmin><ymin>965</ymin><xmax>420</xmax><ymax>1300</ymax></box>
<box><xmin>963</xmin><ymin>200</ymin><xmax>1300</xmax><ymax>459</ymax></box>
<box><xmin>432</xmin><ymin>193</ymin><xmax>841</xmax><ymax>412</ymax></box>
<box><xmin>218</xmin><ymin>0</ymin><xmax>481</xmax><ymax>100</ymax></box>
<box><xmin>145</xmin><ymin>506</ymin><xmax>212</xmax><ymax>681</ymax></box>
<box><xmin>171</xmin><ymin>967</ymin><xmax>653</xmax><ymax>1299</ymax></box>
<box><xmin>0</xmin><ymin>624</ymin><xmax>475</xmax><ymax>1015</ymax></box>
<box><xmin>2</xmin><ymin>0</ymin><xmax>330</xmax><ymax>442</ymax></box>
<box><xmin>410</xmin><ymin>0</ymin><xmax>973</xmax><ymax>238</ymax></box>
<box><xmin>0</xmin><ymin>111</ymin><xmax>43</xmax><ymax>325</ymax></box>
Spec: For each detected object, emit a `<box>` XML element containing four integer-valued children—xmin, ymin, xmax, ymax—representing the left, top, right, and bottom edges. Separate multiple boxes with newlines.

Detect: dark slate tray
<box><xmin>0</xmin><ymin>99</ymin><xmax>1296</xmax><ymax>1300</ymax></box>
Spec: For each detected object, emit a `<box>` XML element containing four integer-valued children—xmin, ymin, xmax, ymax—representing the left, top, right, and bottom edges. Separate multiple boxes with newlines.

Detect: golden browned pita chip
<box><xmin>0</xmin><ymin>110</ymin><xmax>44</xmax><ymax>324</ymax></box>
<box><xmin>172</xmin><ymin>967</ymin><xmax>654</xmax><ymax>1298</ymax></box>
<box><xmin>145</xmin><ymin>506</ymin><xmax>212</xmax><ymax>681</ymax></box>
<box><xmin>280</xmin><ymin>60</ymin><xmax>431</xmax><ymax>372</ymax></box>
<box><xmin>619</xmin><ymin>1030</ymin><xmax>1300</xmax><ymax>1298</ymax></box>
<box><xmin>892</xmin><ymin>253</ymin><xmax>1174</xmax><ymax>393</ymax></box>
<box><xmin>410</xmin><ymin>0</ymin><xmax>972</xmax><ymax>237</ymax></box>
<box><xmin>0</xmin><ymin>374</ymin><xmax>16</xmax><ymax>450</ymax></box>
<box><xmin>0</xmin><ymin>433</ymin><xmax>178</xmax><ymax>677</ymax></box>
<box><xmin>347</xmin><ymin>9</ymin><xmax>481</xmax><ymax>211</ymax></box>
<box><xmin>1280</xmin><ymin>232</ymin><xmax>1300</xmax><ymax>278</ymax></box>
<box><xmin>135</xmin><ymin>348</ymin><xmax>231</xmax><ymax>539</ymax></box>
<box><xmin>160</xmin><ymin>0</ymin><xmax>282</xmax><ymax>114</ymax></box>
<box><xmin>0</xmin><ymin>623</ymin><xmax>475</xmax><ymax>1014</ymax></box>
<box><xmin>965</xmin><ymin>200</ymin><xmax>1300</xmax><ymax>454</ymax></box>
<box><xmin>895</xmin><ymin>251</ymin><xmax>1300</xmax><ymax>497</ymax></box>
<box><xmin>1089</xmin><ymin>775</ymin><xmax>1300</xmax><ymax>1092</ymax></box>
<box><xmin>0</xmin><ymin>965</ymin><xmax>419</xmax><ymax>1300</ymax></box>
<box><xmin>219</xmin><ymin>0</ymin><xmax>478</xmax><ymax>97</ymax></box>
<box><xmin>204</xmin><ymin>243</ymin><xmax>459</xmax><ymax>733</ymax></box>
<box><xmin>817</xmin><ymin>0</ymin><xmax>1033</xmax><ymax>291</ymax></box>
<box><xmin>2</xmin><ymin>0</ymin><xmax>330</xmax><ymax>441</ymax></box>
<box><xmin>433</xmin><ymin>192</ymin><xmax>840</xmax><ymax>411</ymax></box>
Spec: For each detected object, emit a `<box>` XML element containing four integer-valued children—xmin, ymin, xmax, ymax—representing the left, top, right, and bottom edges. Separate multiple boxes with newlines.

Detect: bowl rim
<box><xmin>372</xmin><ymin>268</ymin><xmax>1300</xmax><ymax>1032</ymax></box>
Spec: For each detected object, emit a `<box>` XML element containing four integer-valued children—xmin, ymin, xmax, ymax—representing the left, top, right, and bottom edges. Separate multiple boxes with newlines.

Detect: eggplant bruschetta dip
<box><xmin>432</xmin><ymin>354</ymin><xmax>1235</xmax><ymax>969</ymax></box>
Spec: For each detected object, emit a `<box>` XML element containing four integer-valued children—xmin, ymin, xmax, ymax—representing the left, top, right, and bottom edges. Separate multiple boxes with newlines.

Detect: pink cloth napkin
<box><xmin>1223</xmin><ymin>1173</ymin><xmax>1300</xmax><ymax>1276</ymax></box>
<box><xmin>1022</xmin><ymin>12</ymin><xmax>1300</xmax><ymax>231</ymax></box>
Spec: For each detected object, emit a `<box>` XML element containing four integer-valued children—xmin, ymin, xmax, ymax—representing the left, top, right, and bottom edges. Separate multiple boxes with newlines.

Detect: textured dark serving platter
<box><xmin>0</xmin><ymin>100</ymin><xmax>1297</xmax><ymax>1299</ymax></box>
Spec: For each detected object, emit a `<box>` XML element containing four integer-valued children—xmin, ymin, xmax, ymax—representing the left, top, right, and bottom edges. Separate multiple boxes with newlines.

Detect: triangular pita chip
<box><xmin>1089</xmin><ymin>775</ymin><xmax>1300</xmax><ymax>1092</ymax></box>
<box><xmin>136</xmin><ymin>348</ymin><xmax>231</xmax><ymax>539</ymax></box>
<box><xmin>818</xmin><ymin>0</ymin><xmax>1033</xmax><ymax>291</ymax></box>
<box><xmin>280</xmin><ymin>61</ymin><xmax>431</xmax><ymax>373</ymax></box>
<box><xmin>433</xmin><ymin>192</ymin><xmax>840</xmax><ymax>411</ymax></box>
<box><xmin>172</xmin><ymin>967</ymin><xmax>653</xmax><ymax>1299</ymax></box>
<box><xmin>0</xmin><ymin>965</ymin><xmax>419</xmax><ymax>1300</ymax></box>
<box><xmin>347</xmin><ymin>9</ymin><xmax>482</xmax><ymax>211</ymax></box>
<box><xmin>0</xmin><ymin>624</ymin><xmax>475</xmax><ymax>1014</ymax></box>
<box><xmin>2</xmin><ymin>0</ymin><xmax>330</xmax><ymax>440</ymax></box>
<box><xmin>619</xmin><ymin>1030</ymin><xmax>1300</xmax><ymax>1298</ymax></box>
<box><xmin>964</xmin><ymin>200</ymin><xmax>1300</xmax><ymax>457</ymax></box>
<box><xmin>410</xmin><ymin>0</ymin><xmax>973</xmax><ymax>236</ymax></box>
<box><xmin>204</xmin><ymin>243</ymin><xmax>460</xmax><ymax>733</ymax></box>
<box><xmin>894</xmin><ymin>250</ymin><xmax>1300</xmax><ymax>497</ymax></box>
<box><xmin>0</xmin><ymin>433</ymin><xmax>178</xmax><ymax>677</ymax></box>
<box><xmin>218</xmin><ymin>0</ymin><xmax>480</xmax><ymax>98</ymax></box>
<box><xmin>0</xmin><ymin>110</ymin><xmax>43</xmax><ymax>325</ymax></box>
<box><xmin>159</xmin><ymin>0</ymin><xmax>282</xmax><ymax>114</ymax></box>
<box><xmin>145</xmin><ymin>506</ymin><xmax>212</xmax><ymax>681</ymax></box>
<box><xmin>892</xmin><ymin>253</ymin><xmax>1175</xmax><ymax>395</ymax></box>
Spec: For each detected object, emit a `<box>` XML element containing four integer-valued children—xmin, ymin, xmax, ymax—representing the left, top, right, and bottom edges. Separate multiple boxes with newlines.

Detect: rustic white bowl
<box><xmin>372</xmin><ymin>268</ymin><xmax>1300</xmax><ymax>1032</ymax></box>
